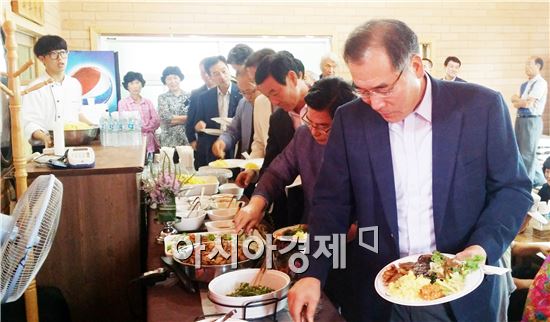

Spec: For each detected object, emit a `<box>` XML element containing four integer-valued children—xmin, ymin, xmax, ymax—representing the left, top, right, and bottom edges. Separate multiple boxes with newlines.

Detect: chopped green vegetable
<box><xmin>431</xmin><ymin>251</ymin><xmax>445</xmax><ymax>265</ymax></box>
<box><xmin>227</xmin><ymin>283</ymin><xmax>274</xmax><ymax>297</ymax></box>
<box><xmin>462</xmin><ymin>255</ymin><xmax>484</xmax><ymax>274</ymax></box>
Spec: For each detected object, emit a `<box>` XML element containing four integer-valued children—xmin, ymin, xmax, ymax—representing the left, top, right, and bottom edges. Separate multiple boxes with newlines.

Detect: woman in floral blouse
<box><xmin>522</xmin><ymin>255</ymin><xmax>550</xmax><ymax>321</ymax></box>
<box><xmin>118</xmin><ymin>71</ymin><xmax>160</xmax><ymax>153</ymax></box>
<box><xmin>158</xmin><ymin>66</ymin><xmax>190</xmax><ymax>147</ymax></box>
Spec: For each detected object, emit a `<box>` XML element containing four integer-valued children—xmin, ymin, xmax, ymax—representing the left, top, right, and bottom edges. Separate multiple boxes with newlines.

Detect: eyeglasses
<box><xmin>301</xmin><ymin>113</ymin><xmax>331</xmax><ymax>134</ymax></box>
<box><xmin>239</xmin><ymin>89</ymin><xmax>257</xmax><ymax>96</ymax></box>
<box><xmin>45</xmin><ymin>50</ymin><xmax>69</xmax><ymax>60</ymax></box>
<box><xmin>355</xmin><ymin>68</ymin><xmax>404</xmax><ymax>100</ymax></box>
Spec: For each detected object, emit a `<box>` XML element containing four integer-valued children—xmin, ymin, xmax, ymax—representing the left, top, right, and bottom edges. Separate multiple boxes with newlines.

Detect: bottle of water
<box><xmin>110</xmin><ymin>112</ymin><xmax>119</xmax><ymax>147</ymax></box>
<box><xmin>99</xmin><ymin>111</ymin><xmax>109</xmax><ymax>146</ymax></box>
<box><xmin>133</xmin><ymin>111</ymin><xmax>143</xmax><ymax>146</ymax></box>
<box><xmin>126</xmin><ymin>113</ymin><xmax>132</xmax><ymax>146</ymax></box>
<box><xmin>127</xmin><ymin>112</ymin><xmax>137</xmax><ymax>146</ymax></box>
<box><xmin>105</xmin><ymin>113</ymin><xmax>113</xmax><ymax>146</ymax></box>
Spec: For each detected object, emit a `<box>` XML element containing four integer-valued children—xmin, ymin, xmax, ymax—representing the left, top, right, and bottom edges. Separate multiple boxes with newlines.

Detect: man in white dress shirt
<box><xmin>512</xmin><ymin>56</ymin><xmax>548</xmax><ymax>187</ymax></box>
<box><xmin>22</xmin><ymin>35</ymin><xmax>87</xmax><ymax>148</ymax></box>
<box><xmin>288</xmin><ymin>19</ymin><xmax>531</xmax><ymax>322</ymax></box>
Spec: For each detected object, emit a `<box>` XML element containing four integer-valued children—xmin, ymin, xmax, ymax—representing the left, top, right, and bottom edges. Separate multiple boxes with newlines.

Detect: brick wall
<box><xmin>58</xmin><ymin>1</ymin><xmax>549</xmax><ymax>127</ymax></box>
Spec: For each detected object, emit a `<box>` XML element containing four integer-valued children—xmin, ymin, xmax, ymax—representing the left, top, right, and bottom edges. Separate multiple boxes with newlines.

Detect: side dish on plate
<box><xmin>382</xmin><ymin>251</ymin><xmax>484</xmax><ymax>301</ymax></box>
<box><xmin>273</xmin><ymin>224</ymin><xmax>308</xmax><ymax>242</ymax></box>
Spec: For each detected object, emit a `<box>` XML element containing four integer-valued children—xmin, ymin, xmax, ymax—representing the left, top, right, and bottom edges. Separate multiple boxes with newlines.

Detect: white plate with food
<box><xmin>199</xmin><ymin>128</ymin><xmax>223</xmax><ymax>136</ymax></box>
<box><xmin>209</xmin><ymin>159</ymin><xmax>244</xmax><ymax>169</ymax></box>
<box><xmin>273</xmin><ymin>224</ymin><xmax>308</xmax><ymax>243</ymax></box>
<box><xmin>374</xmin><ymin>252</ymin><xmax>484</xmax><ymax>306</ymax></box>
<box><xmin>211</xmin><ymin>117</ymin><xmax>233</xmax><ymax>126</ymax></box>
<box><xmin>239</xmin><ymin>158</ymin><xmax>264</xmax><ymax>170</ymax></box>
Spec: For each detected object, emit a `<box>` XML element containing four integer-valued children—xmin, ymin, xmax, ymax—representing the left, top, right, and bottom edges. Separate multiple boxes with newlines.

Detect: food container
<box><xmin>205</xmin><ymin>220</ymin><xmax>235</xmax><ymax>232</ymax></box>
<box><xmin>208</xmin><ymin>268</ymin><xmax>290</xmax><ymax>319</ymax></box>
<box><xmin>197</xmin><ymin>166</ymin><xmax>234</xmax><ymax>184</ymax></box>
<box><xmin>171</xmin><ymin>231</ymin><xmax>264</xmax><ymax>283</ymax></box>
<box><xmin>49</xmin><ymin>127</ymin><xmax>99</xmax><ymax>146</ymax></box>
<box><xmin>272</xmin><ymin>224</ymin><xmax>308</xmax><ymax>279</ymax></box>
<box><xmin>174</xmin><ymin>210</ymin><xmax>206</xmax><ymax>232</ymax></box>
<box><xmin>210</xmin><ymin>194</ymin><xmax>244</xmax><ymax>209</ymax></box>
<box><xmin>207</xmin><ymin>208</ymin><xmax>241</xmax><ymax>221</ymax></box>
<box><xmin>218</xmin><ymin>183</ymin><xmax>244</xmax><ymax>199</ymax></box>
<box><xmin>180</xmin><ymin>175</ymin><xmax>219</xmax><ymax>196</ymax></box>
<box><xmin>196</xmin><ymin>318</ymin><xmax>246</xmax><ymax>322</ymax></box>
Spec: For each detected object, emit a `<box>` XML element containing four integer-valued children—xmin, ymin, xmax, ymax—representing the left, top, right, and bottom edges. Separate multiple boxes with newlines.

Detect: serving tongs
<box><xmin>182</xmin><ymin>200</ymin><xmax>201</xmax><ymax>219</ymax></box>
<box><xmin>213</xmin><ymin>309</ymin><xmax>237</xmax><ymax>322</ymax></box>
<box><xmin>225</xmin><ymin>195</ymin><xmax>236</xmax><ymax>208</ymax></box>
<box><xmin>252</xmin><ymin>257</ymin><xmax>267</xmax><ymax>287</ymax></box>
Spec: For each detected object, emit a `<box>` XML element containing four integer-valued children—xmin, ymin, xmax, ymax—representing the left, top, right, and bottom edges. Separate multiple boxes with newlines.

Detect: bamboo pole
<box><xmin>3</xmin><ymin>20</ymin><xmax>39</xmax><ymax>322</ymax></box>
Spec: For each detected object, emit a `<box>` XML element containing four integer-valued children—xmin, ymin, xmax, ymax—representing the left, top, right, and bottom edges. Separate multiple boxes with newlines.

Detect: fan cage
<box><xmin>1</xmin><ymin>174</ymin><xmax>62</xmax><ymax>303</ymax></box>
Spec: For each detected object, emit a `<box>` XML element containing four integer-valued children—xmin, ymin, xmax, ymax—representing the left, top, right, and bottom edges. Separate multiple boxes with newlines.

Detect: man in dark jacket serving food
<box><xmin>288</xmin><ymin>19</ymin><xmax>532</xmax><ymax>322</ymax></box>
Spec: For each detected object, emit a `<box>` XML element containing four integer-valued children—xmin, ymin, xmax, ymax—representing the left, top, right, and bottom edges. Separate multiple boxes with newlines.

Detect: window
<box><xmin>98</xmin><ymin>35</ymin><xmax>331</xmax><ymax>104</ymax></box>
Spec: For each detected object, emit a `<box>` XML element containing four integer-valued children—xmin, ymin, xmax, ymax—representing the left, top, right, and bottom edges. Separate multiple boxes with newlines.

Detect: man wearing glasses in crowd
<box><xmin>22</xmin><ymin>35</ymin><xmax>91</xmax><ymax>149</ymax></box>
<box><xmin>234</xmin><ymin>77</ymin><xmax>359</xmax><ymax>319</ymax></box>
<box><xmin>289</xmin><ymin>19</ymin><xmax>532</xmax><ymax>322</ymax></box>
<box><xmin>234</xmin><ymin>77</ymin><xmax>356</xmax><ymax>232</ymax></box>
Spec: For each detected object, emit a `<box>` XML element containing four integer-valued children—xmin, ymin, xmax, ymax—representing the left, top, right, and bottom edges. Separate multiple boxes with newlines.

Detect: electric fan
<box><xmin>0</xmin><ymin>174</ymin><xmax>63</xmax><ymax>303</ymax></box>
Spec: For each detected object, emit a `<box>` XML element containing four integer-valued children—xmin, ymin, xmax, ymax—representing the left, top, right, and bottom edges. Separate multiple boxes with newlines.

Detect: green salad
<box><xmin>227</xmin><ymin>283</ymin><xmax>274</xmax><ymax>297</ymax></box>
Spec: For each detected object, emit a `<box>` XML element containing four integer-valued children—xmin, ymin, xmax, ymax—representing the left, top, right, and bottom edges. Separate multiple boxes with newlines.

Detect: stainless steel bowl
<box><xmin>174</xmin><ymin>257</ymin><xmax>258</xmax><ymax>283</ymax></box>
<box><xmin>49</xmin><ymin>128</ymin><xmax>99</xmax><ymax>146</ymax></box>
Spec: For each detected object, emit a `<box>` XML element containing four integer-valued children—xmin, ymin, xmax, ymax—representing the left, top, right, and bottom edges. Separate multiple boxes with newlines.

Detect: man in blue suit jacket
<box><xmin>194</xmin><ymin>56</ymin><xmax>242</xmax><ymax>166</ymax></box>
<box><xmin>289</xmin><ymin>19</ymin><xmax>532</xmax><ymax>322</ymax></box>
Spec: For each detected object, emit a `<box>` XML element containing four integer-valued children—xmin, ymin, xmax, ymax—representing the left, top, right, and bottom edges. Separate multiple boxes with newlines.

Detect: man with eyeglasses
<box><xmin>234</xmin><ymin>77</ymin><xmax>358</xmax><ymax>319</ymax></box>
<box><xmin>22</xmin><ymin>35</ymin><xmax>89</xmax><ymax>150</ymax></box>
<box><xmin>288</xmin><ymin>19</ymin><xmax>532</xmax><ymax>322</ymax></box>
<box><xmin>234</xmin><ymin>77</ymin><xmax>356</xmax><ymax>231</ymax></box>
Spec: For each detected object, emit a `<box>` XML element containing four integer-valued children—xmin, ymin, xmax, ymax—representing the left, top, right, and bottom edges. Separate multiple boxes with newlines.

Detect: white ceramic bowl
<box><xmin>208</xmin><ymin>268</ymin><xmax>290</xmax><ymax>319</ymax></box>
<box><xmin>207</xmin><ymin>208</ymin><xmax>239</xmax><ymax>221</ymax></box>
<box><xmin>196</xmin><ymin>318</ymin><xmax>246</xmax><ymax>322</ymax></box>
<box><xmin>181</xmin><ymin>195</ymin><xmax>211</xmax><ymax>210</ymax></box>
<box><xmin>205</xmin><ymin>219</ymin><xmax>236</xmax><ymax>232</ymax></box>
<box><xmin>174</xmin><ymin>210</ymin><xmax>206</xmax><ymax>231</ymax></box>
<box><xmin>218</xmin><ymin>183</ymin><xmax>244</xmax><ymax>199</ymax></box>
<box><xmin>181</xmin><ymin>175</ymin><xmax>219</xmax><ymax>196</ymax></box>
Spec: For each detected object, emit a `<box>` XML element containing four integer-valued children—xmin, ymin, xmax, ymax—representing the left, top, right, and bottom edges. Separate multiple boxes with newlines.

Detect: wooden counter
<box><xmin>29</xmin><ymin>143</ymin><xmax>146</xmax><ymax>322</ymax></box>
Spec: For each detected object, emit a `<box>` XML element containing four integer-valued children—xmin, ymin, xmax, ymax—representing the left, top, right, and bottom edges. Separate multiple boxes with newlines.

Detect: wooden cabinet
<box><xmin>27</xmin><ymin>144</ymin><xmax>145</xmax><ymax>322</ymax></box>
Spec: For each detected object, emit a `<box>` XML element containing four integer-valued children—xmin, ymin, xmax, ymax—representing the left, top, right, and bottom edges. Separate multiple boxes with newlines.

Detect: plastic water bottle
<box><xmin>127</xmin><ymin>112</ymin><xmax>138</xmax><ymax>146</ymax></box>
<box><xmin>110</xmin><ymin>112</ymin><xmax>119</xmax><ymax>147</ymax></box>
<box><xmin>133</xmin><ymin>112</ymin><xmax>143</xmax><ymax>146</ymax></box>
<box><xmin>99</xmin><ymin>111</ymin><xmax>109</xmax><ymax>146</ymax></box>
<box><xmin>121</xmin><ymin>111</ymin><xmax>130</xmax><ymax>146</ymax></box>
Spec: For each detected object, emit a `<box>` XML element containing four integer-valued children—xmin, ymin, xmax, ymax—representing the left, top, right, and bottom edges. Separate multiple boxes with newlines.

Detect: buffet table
<box><xmin>516</xmin><ymin>226</ymin><xmax>550</xmax><ymax>243</ymax></box>
<box><xmin>28</xmin><ymin>143</ymin><xmax>146</xmax><ymax>322</ymax></box>
<box><xmin>146</xmin><ymin>213</ymin><xmax>345</xmax><ymax>322</ymax></box>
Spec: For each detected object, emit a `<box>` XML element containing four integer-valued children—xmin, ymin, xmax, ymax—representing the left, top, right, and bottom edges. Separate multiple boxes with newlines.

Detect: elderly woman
<box><xmin>158</xmin><ymin>66</ymin><xmax>190</xmax><ymax>147</ymax></box>
<box><xmin>118</xmin><ymin>71</ymin><xmax>160</xmax><ymax>153</ymax></box>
